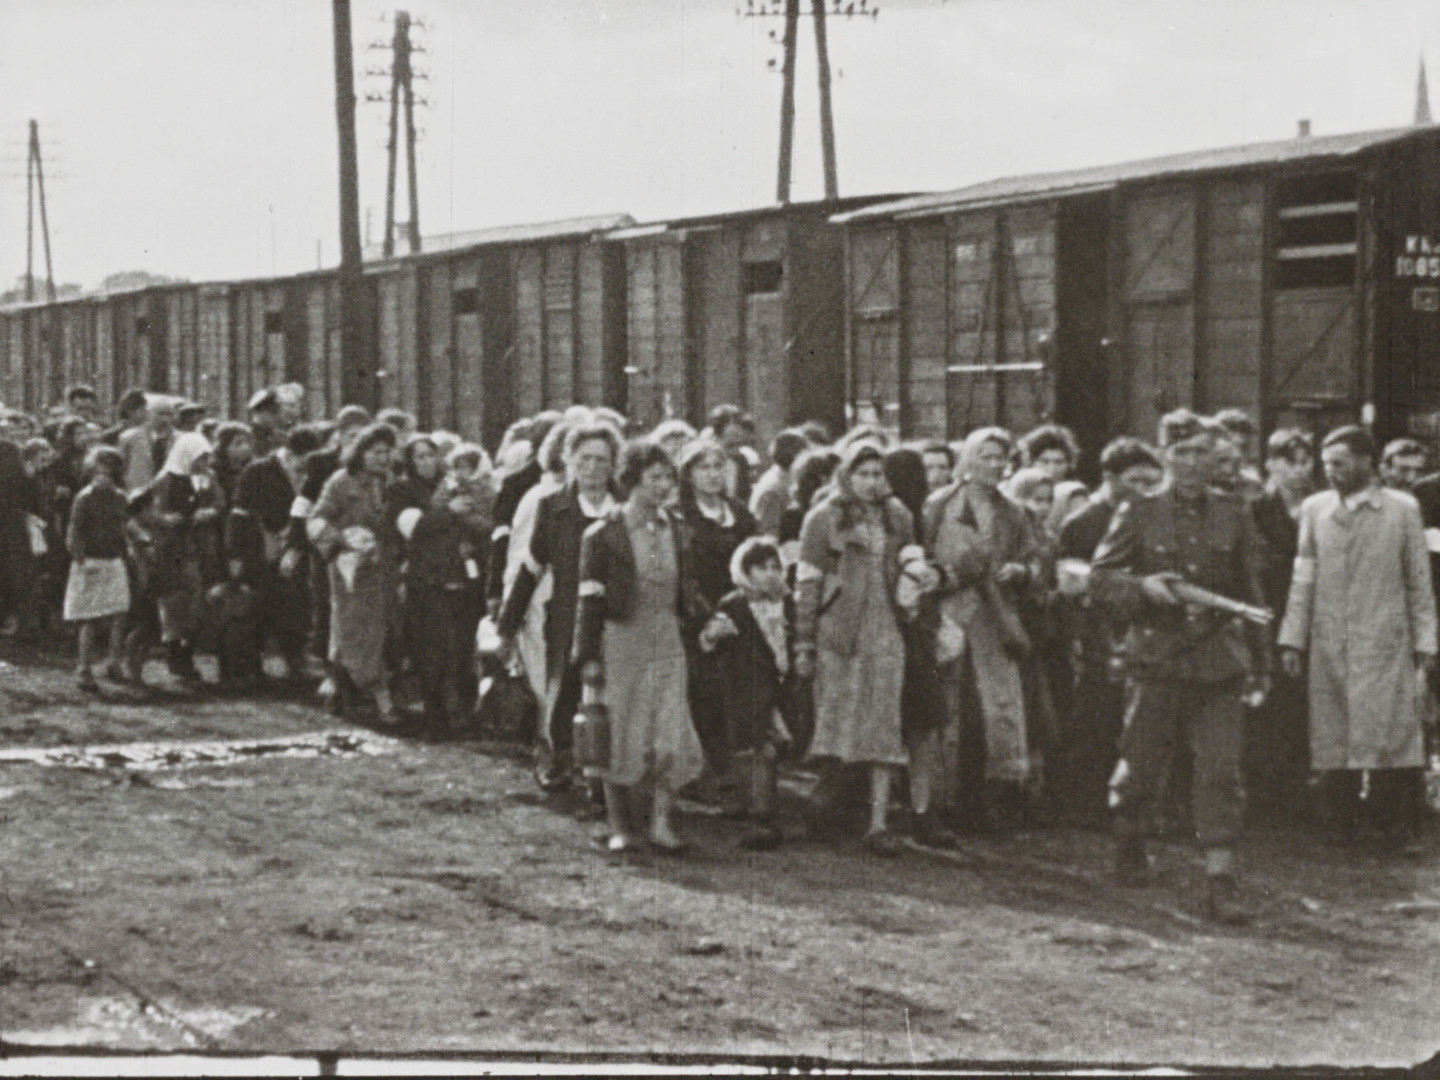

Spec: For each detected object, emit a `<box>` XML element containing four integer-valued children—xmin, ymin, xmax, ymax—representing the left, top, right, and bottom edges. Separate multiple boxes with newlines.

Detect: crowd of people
<box><xmin>2</xmin><ymin>381</ymin><xmax>1437</xmax><ymax>924</ymax></box>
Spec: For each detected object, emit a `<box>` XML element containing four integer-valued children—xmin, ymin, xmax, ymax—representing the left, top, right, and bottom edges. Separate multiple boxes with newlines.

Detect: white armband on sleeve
<box><xmin>795</xmin><ymin>561</ymin><xmax>824</xmax><ymax>583</ymax></box>
<box><xmin>1425</xmin><ymin>527</ymin><xmax>1440</xmax><ymax>554</ymax></box>
<box><xmin>290</xmin><ymin>496</ymin><xmax>314</xmax><ymax>519</ymax></box>
<box><xmin>1291</xmin><ymin>555</ymin><xmax>1316</xmax><ymax>587</ymax></box>
<box><xmin>578</xmin><ymin>579</ymin><xmax>605</xmax><ymax>598</ymax></box>
<box><xmin>491</xmin><ymin>523</ymin><xmax>512</xmax><ymax>543</ymax></box>
<box><xmin>305</xmin><ymin>517</ymin><xmax>330</xmax><ymax>545</ymax></box>
<box><xmin>396</xmin><ymin>507</ymin><xmax>422</xmax><ymax>542</ymax></box>
<box><xmin>523</xmin><ymin>548</ymin><xmax>544</xmax><ymax>577</ymax></box>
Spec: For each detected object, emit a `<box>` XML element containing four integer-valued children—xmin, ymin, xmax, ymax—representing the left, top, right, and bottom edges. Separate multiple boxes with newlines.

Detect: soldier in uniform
<box><xmin>1090</xmin><ymin>410</ymin><xmax>1269</xmax><ymax>924</ymax></box>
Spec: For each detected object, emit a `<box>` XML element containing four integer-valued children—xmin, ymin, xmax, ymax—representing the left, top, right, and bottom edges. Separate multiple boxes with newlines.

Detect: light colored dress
<box><xmin>811</xmin><ymin>516</ymin><xmax>908</xmax><ymax>766</ymax></box>
<box><xmin>601</xmin><ymin>514</ymin><xmax>704</xmax><ymax>792</ymax></box>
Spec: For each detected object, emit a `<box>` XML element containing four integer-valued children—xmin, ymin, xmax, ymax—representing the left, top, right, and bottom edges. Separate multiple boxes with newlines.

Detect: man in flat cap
<box><xmin>1090</xmin><ymin>409</ymin><xmax>1269</xmax><ymax>923</ymax></box>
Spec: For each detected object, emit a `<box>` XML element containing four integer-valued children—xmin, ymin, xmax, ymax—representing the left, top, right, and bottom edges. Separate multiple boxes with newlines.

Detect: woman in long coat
<box><xmin>795</xmin><ymin>440</ymin><xmax>925</xmax><ymax>854</ymax></box>
<box><xmin>308</xmin><ymin>424</ymin><xmax>402</xmax><ymax>722</ymax></box>
<box><xmin>575</xmin><ymin>440</ymin><xmax>706</xmax><ymax>853</ymax></box>
<box><xmin>675</xmin><ymin>438</ymin><xmax>757</xmax><ymax>765</ymax></box>
<box><xmin>926</xmin><ymin>427</ymin><xmax>1043</xmax><ymax>832</ymax></box>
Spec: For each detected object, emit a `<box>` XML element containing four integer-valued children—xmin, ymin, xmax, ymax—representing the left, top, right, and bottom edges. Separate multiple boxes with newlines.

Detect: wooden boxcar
<box><xmin>368</xmin><ymin>214</ymin><xmax>632</xmax><ymax>447</ymax></box>
<box><xmin>611</xmin><ymin>197</ymin><xmax>907</xmax><ymax>441</ymax></box>
<box><xmin>834</xmin><ymin>125</ymin><xmax>1440</xmax><ymax>466</ymax></box>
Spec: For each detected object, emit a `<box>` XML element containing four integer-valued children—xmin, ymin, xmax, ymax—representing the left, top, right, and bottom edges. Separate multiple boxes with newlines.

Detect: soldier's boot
<box><xmin>1112</xmin><ymin>836</ymin><xmax>1151</xmax><ymax>887</ymax></box>
<box><xmin>1202</xmin><ymin>873</ymin><xmax>1252</xmax><ymax>926</ymax></box>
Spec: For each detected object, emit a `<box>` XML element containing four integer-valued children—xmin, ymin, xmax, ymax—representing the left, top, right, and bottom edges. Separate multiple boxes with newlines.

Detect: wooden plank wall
<box><xmin>624</xmin><ymin>237</ymin><xmax>687</xmax><ymax>430</ymax></box>
<box><xmin>512</xmin><ymin>247</ymin><xmax>545</xmax><ymax>420</ymax></box>
<box><xmin>575</xmin><ymin>242</ymin><xmax>608</xmax><ymax>409</ymax></box>
<box><xmin>196</xmin><ymin>287</ymin><xmax>230</xmax><ymax>418</ymax></box>
<box><xmin>422</xmin><ymin>261</ymin><xmax>455</xmax><ymax>431</ymax></box>
<box><xmin>999</xmin><ymin>203</ymin><xmax>1058</xmax><ymax>436</ymax></box>
<box><xmin>1198</xmin><ymin>180</ymin><xmax>1265</xmax><ymax>416</ymax></box>
<box><xmin>694</xmin><ymin>228</ymin><xmax>743</xmax><ymax>423</ymax></box>
<box><xmin>452</xmin><ymin>256</ymin><xmax>486</xmax><ymax>442</ymax></box>
<box><xmin>542</xmin><ymin>244</ymin><xmax>577</xmax><ymax>409</ymax></box>
<box><xmin>946</xmin><ymin>210</ymin><xmax>1000</xmax><ymax>433</ymax></box>
<box><xmin>1120</xmin><ymin>184</ymin><xmax>1197</xmax><ymax>443</ymax></box>
<box><xmin>781</xmin><ymin>212</ymin><xmax>849</xmax><ymax>439</ymax></box>
<box><xmin>846</xmin><ymin>224</ymin><xmax>901</xmax><ymax>428</ymax></box>
<box><xmin>901</xmin><ymin>220</ymin><xmax>948</xmax><ymax>439</ymax></box>
<box><xmin>95</xmin><ymin>301</ymin><xmax>115</xmax><ymax>411</ymax></box>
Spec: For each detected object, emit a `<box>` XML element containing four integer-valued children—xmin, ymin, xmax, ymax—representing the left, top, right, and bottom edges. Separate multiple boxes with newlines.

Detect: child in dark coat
<box><xmin>698</xmin><ymin>536</ymin><xmax>795</xmax><ymax>850</ymax></box>
<box><xmin>402</xmin><ymin>471</ymin><xmax>491</xmax><ymax>731</ymax></box>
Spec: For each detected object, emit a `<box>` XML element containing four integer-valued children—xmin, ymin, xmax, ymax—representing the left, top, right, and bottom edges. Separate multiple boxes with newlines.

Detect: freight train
<box><xmin>4</xmin><ymin>123</ymin><xmax>1437</xmax><ymax>458</ymax></box>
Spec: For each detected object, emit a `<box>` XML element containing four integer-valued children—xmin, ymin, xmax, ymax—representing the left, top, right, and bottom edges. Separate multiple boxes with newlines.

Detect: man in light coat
<box><xmin>1278</xmin><ymin>425</ymin><xmax>1437</xmax><ymax>852</ymax></box>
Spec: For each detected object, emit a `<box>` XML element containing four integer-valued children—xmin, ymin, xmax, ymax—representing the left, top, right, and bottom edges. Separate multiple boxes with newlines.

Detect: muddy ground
<box><xmin>1</xmin><ymin>642</ymin><xmax>1438</xmax><ymax>1068</ymax></box>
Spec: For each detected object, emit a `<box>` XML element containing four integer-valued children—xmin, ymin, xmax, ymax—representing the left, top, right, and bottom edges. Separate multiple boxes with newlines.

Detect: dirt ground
<box><xmin>2</xmin><ymin>642</ymin><xmax>1439</xmax><ymax>1069</ymax></box>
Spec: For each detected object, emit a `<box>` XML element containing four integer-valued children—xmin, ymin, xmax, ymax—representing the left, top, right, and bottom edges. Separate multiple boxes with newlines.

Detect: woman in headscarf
<box><xmin>926</xmin><ymin>427</ymin><xmax>1043</xmax><ymax>832</ymax></box>
<box><xmin>388</xmin><ymin>434</ymin><xmax>443</xmax><ymax>515</ymax></box>
<box><xmin>676</xmin><ymin>438</ymin><xmax>758</xmax><ymax>769</ymax></box>
<box><xmin>149</xmin><ymin>430</ymin><xmax>220</xmax><ymax>682</ymax></box>
<box><xmin>308</xmin><ymin>424</ymin><xmax>402</xmax><ymax>722</ymax></box>
<box><xmin>795</xmin><ymin>440</ymin><xmax>931</xmax><ymax>855</ymax></box>
<box><xmin>883</xmin><ymin>445</ymin><xmax>956</xmax><ymax>848</ymax></box>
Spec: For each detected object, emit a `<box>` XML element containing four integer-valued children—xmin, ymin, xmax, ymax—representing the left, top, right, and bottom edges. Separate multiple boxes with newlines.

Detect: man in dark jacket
<box><xmin>1055</xmin><ymin>437</ymin><xmax>1162</xmax><ymax>825</ymax></box>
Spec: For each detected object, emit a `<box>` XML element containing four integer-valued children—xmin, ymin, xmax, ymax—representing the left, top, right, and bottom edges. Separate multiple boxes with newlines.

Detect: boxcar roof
<box><xmin>608</xmin><ymin>194</ymin><xmax>915</xmax><ymax>239</ymax></box>
<box><xmin>362</xmin><ymin>213</ymin><xmax>636</xmax><ymax>262</ymax></box>
<box><xmin>832</xmin><ymin>125</ymin><xmax>1429</xmax><ymax>224</ymax></box>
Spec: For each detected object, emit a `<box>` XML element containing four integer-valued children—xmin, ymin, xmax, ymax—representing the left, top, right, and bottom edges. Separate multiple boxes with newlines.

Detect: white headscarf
<box><xmin>160</xmin><ymin>431</ymin><xmax>213</xmax><ymax>479</ymax></box>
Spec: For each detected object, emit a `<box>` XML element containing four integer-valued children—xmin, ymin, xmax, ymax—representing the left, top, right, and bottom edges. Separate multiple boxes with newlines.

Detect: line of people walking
<box><xmin>2</xmin><ymin>383</ymin><xmax>1436</xmax><ymax>924</ymax></box>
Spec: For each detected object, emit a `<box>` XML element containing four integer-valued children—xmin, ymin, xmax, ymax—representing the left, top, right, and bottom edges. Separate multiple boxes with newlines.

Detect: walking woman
<box><xmin>497</xmin><ymin>423</ymin><xmax>621</xmax><ymax>789</ymax></box>
<box><xmin>795</xmin><ymin>440</ymin><xmax>928</xmax><ymax>855</ymax></box>
<box><xmin>927</xmin><ymin>427</ymin><xmax>1042</xmax><ymax>832</ymax></box>
<box><xmin>308</xmin><ymin>424</ymin><xmax>402</xmax><ymax>722</ymax></box>
<box><xmin>150</xmin><ymin>431</ymin><xmax>219</xmax><ymax>682</ymax></box>
<box><xmin>388</xmin><ymin>434</ymin><xmax>443</xmax><ymax>514</ymax></box>
<box><xmin>575</xmin><ymin>440</ymin><xmax>705</xmax><ymax>853</ymax></box>
<box><xmin>676</xmin><ymin>438</ymin><xmax>757</xmax><ymax>765</ymax></box>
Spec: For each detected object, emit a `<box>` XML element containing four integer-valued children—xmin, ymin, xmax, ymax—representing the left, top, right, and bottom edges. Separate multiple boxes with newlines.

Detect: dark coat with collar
<box><xmin>707</xmin><ymin>588</ymin><xmax>795</xmax><ymax>752</ymax></box>
<box><xmin>572</xmin><ymin>509</ymin><xmax>704</xmax><ymax>669</ymax></box>
<box><xmin>486</xmin><ymin>459</ymin><xmax>543</xmax><ymax>605</ymax></box>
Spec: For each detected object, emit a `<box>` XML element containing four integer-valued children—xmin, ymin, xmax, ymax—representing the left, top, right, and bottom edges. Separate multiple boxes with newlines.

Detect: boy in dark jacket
<box><xmin>699</xmin><ymin>536</ymin><xmax>795</xmax><ymax>850</ymax></box>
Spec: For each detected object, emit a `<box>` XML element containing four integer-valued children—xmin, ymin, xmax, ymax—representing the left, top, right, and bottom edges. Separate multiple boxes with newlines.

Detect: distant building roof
<box><xmin>364</xmin><ymin>213</ymin><xmax>636</xmax><ymax>261</ymax></box>
<box><xmin>833</xmin><ymin>126</ymin><xmax>1429</xmax><ymax>224</ymax></box>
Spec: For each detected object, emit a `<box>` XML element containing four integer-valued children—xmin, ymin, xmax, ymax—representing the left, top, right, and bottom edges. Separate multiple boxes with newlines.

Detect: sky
<box><xmin>0</xmin><ymin>0</ymin><xmax>1436</xmax><ymax>290</ymax></box>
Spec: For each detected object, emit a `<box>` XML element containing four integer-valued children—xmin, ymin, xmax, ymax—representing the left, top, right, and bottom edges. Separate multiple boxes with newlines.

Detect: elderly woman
<box><xmin>795</xmin><ymin>441</ymin><xmax>930</xmax><ymax>855</ymax></box>
<box><xmin>576</xmin><ymin>440</ymin><xmax>706</xmax><ymax>853</ymax></box>
<box><xmin>927</xmin><ymin>427</ymin><xmax>1043</xmax><ymax>833</ymax></box>
<box><xmin>676</xmin><ymin>438</ymin><xmax>758</xmax><ymax>766</ymax></box>
<box><xmin>308</xmin><ymin>423</ymin><xmax>402</xmax><ymax>722</ymax></box>
<box><xmin>149</xmin><ymin>431</ymin><xmax>221</xmax><ymax>683</ymax></box>
<box><xmin>498</xmin><ymin>423</ymin><xmax>621</xmax><ymax>790</ymax></box>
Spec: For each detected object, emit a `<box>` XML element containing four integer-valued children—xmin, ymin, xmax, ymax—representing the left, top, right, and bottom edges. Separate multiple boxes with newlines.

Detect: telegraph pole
<box><xmin>25</xmin><ymin>120</ymin><xmax>56</xmax><ymax>303</ymax></box>
<box><xmin>332</xmin><ymin>0</ymin><xmax>370</xmax><ymax>406</ymax></box>
<box><xmin>381</xmin><ymin>15</ymin><xmax>403</xmax><ymax>258</ymax></box>
<box><xmin>812</xmin><ymin>2</ymin><xmax>838</xmax><ymax>200</ymax></box>
<box><xmin>775</xmin><ymin>0</ymin><xmax>800</xmax><ymax>203</ymax></box>
<box><xmin>402</xmin><ymin>20</ymin><xmax>422</xmax><ymax>255</ymax></box>
<box><xmin>742</xmin><ymin>0</ymin><xmax>877</xmax><ymax>204</ymax></box>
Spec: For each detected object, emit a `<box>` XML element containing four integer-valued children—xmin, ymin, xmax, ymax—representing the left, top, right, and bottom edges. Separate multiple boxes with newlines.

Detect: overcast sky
<box><xmin>1</xmin><ymin>0</ymin><xmax>1435</xmax><ymax>289</ymax></box>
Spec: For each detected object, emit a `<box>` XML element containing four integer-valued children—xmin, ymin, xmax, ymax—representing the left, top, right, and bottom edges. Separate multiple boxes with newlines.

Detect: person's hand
<box><xmin>699</xmin><ymin>612</ymin><xmax>738</xmax><ymax>650</ymax></box>
<box><xmin>279</xmin><ymin>548</ymin><xmax>302</xmax><ymax>577</ymax></box>
<box><xmin>910</xmin><ymin>563</ymin><xmax>942</xmax><ymax>593</ymax></box>
<box><xmin>1279</xmin><ymin>647</ymin><xmax>1304</xmax><ymax>680</ymax></box>
<box><xmin>1141</xmin><ymin>571</ymin><xmax>1182</xmax><ymax>606</ymax></box>
<box><xmin>793</xmin><ymin>647</ymin><xmax>815</xmax><ymax>679</ymax></box>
